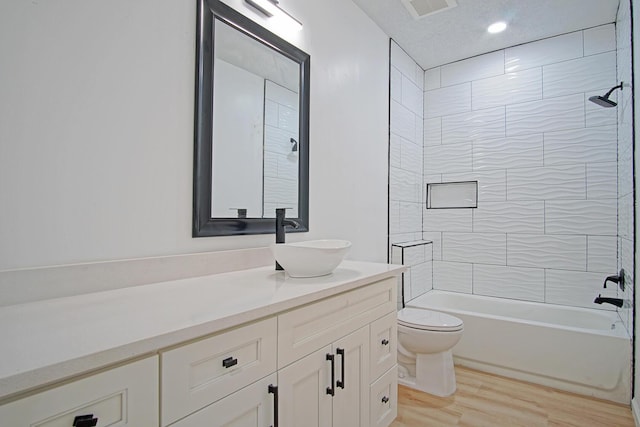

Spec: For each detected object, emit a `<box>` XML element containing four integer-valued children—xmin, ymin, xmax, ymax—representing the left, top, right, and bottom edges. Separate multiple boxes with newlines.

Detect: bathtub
<box><xmin>406</xmin><ymin>290</ymin><xmax>631</xmax><ymax>403</ymax></box>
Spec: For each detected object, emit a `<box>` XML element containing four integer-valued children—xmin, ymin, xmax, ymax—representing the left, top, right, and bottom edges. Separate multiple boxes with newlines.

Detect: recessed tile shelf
<box><xmin>426</xmin><ymin>181</ymin><xmax>478</xmax><ymax>209</ymax></box>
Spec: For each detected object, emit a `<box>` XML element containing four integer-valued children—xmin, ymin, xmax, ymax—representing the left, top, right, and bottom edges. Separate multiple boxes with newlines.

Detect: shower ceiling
<box><xmin>351</xmin><ymin>0</ymin><xmax>620</xmax><ymax>69</ymax></box>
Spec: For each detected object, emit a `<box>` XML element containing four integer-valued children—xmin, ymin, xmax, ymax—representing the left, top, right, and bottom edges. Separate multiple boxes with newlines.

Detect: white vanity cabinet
<box><xmin>0</xmin><ymin>261</ymin><xmax>402</xmax><ymax>427</ymax></box>
<box><xmin>277</xmin><ymin>277</ymin><xmax>397</xmax><ymax>427</ymax></box>
<box><xmin>0</xmin><ymin>356</ymin><xmax>158</xmax><ymax>427</ymax></box>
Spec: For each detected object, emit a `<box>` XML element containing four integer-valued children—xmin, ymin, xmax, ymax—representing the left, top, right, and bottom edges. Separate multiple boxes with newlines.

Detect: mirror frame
<box><xmin>193</xmin><ymin>0</ymin><xmax>310</xmax><ymax>237</ymax></box>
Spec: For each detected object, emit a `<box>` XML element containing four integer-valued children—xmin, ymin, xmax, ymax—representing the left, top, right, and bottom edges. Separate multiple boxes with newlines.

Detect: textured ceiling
<box><xmin>351</xmin><ymin>0</ymin><xmax>620</xmax><ymax>69</ymax></box>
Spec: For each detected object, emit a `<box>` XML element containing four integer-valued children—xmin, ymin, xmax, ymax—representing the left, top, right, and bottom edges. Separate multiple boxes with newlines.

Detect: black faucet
<box><xmin>594</xmin><ymin>295</ymin><xmax>624</xmax><ymax>308</ymax></box>
<box><xmin>603</xmin><ymin>269</ymin><xmax>625</xmax><ymax>291</ymax></box>
<box><xmin>275</xmin><ymin>208</ymin><xmax>300</xmax><ymax>270</ymax></box>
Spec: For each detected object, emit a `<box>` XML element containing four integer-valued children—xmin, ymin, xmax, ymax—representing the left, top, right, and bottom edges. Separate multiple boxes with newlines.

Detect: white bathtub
<box><xmin>406</xmin><ymin>290</ymin><xmax>631</xmax><ymax>403</ymax></box>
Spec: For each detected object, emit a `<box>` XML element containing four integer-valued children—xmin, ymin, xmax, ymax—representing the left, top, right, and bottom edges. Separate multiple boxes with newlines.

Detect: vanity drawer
<box><xmin>161</xmin><ymin>316</ymin><xmax>277</xmax><ymax>426</ymax></box>
<box><xmin>0</xmin><ymin>356</ymin><xmax>158</xmax><ymax>427</ymax></box>
<box><xmin>370</xmin><ymin>311</ymin><xmax>397</xmax><ymax>381</ymax></box>
<box><xmin>278</xmin><ymin>278</ymin><xmax>396</xmax><ymax>368</ymax></box>
<box><xmin>370</xmin><ymin>366</ymin><xmax>398</xmax><ymax>427</ymax></box>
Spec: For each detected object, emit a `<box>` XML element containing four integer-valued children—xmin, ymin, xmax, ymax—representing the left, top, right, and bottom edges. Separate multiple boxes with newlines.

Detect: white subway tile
<box><xmin>389</xmin><ymin>201</ymin><xmax>400</xmax><ymax>235</ymax></box>
<box><xmin>442</xmin><ymin>233</ymin><xmax>506</xmax><ymax>265</ymax></box>
<box><xmin>473</xmin><ymin>264</ymin><xmax>545</xmax><ymax>301</ymax></box>
<box><xmin>543</xmin><ymin>52</ymin><xmax>617</xmax><ymax>98</ymax></box>
<box><xmin>545</xmin><ymin>269</ymin><xmax>608</xmax><ymax>309</ymax></box>
<box><xmin>619</xmin><ymin>193</ymin><xmax>633</xmax><ymax>240</ymax></box>
<box><xmin>391</xmin><ymin>100</ymin><xmax>417</xmax><ymax>142</ymax></box>
<box><xmin>507</xmin><ymin>234</ymin><xmax>586</xmax><ymax>270</ymax></box>
<box><xmin>264</xmin><ymin>126</ymin><xmax>296</xmax><ymax>154</ymax></box>
<box><xmin>425</xmin><ymin>83</ymin><xmax>471</xmax><ymax>118</ymax></box>
<box><xmin>586</xmin><ymin>162</ymin><xmax>617</xmax><ymax>200</ymax></box>
<box><xmin>415</xmin><ymin>116</ymin><xmax>424</xmax><ymax>148</ymax></box>
<box><xmin>265</xmin><ymin>100</ymin><xmax>278</xmax><ymax>127</ymax></box>
<box><xmin>389</xmin><ymin>134</ymin><xmax>402</xmax><ymax>168</ymax></box>
<box><xmin>408</xmin><ymin>261</ymin><xmax>432</xmax><ymax>301</ymax></box>
<box><xmin>443</xmin><ymin>171</ymin><xmax>506</xmax><ymax>201</ymax></box>
<box><xmin>506</xmin><ymin>94</ymin><xmax>585</xmax><ymax>136</ymax></box>
<box><xmin>391</xmin><ymin>41</ymin><xmax>420</xmax><ymax>85</ymax></box>
<box><xmin>391</xmin><ymin>66</ymin><xmax>402</xmax><ymax>103</ymax></box>
<box><xmin>505</xmin><ymin>31</ymin><xmax>583</xmax><ymax>72</ymax></box>
<box><xmin>390</xmin><ymin>167</ymin><xmax>421</xmax><ymax>203</ymax></box>
<box><xmin>264</xmin><ymin>151</ymin><xmax>278</xmax><ymax>178</ymax></box>
<box><xmin>266</xmin><ymin>81</ymin><xmax>297</xmax><ymax>109</ymax></box>
<box><xmin>277</xmin><ymin>154</ymin><xmax>298</xmax><ymax>180</ymax></box>
<box><xmin>506</xmin><ymin>165</ymin><xmax>586</xmax><ymax>200</ymax></box>
<box><xmin>543</xmin><ymin>126</ymin><xmax>617</xmax><ymax>166</ymax></box>
<box><xmin>423</xmin><ymin>209</ymin><xmax>472</xmax><ymax>232</ymax></box>
<box><xmin>424</xmin><ymin>67</ymin><xmax>441</xmax><ymax>90</ymax></box>
<box><xmin>279</xmin><ymin>104</ymin><xmax>298</xmax><ymax>134</ymax></box>
<box><xmin>442</xmin><ymin>106</ymin><xmax>505</xmax><ymax>145</ymax></box>
<box><xmin>399</xmin><ymin>202</ymin><xmax>423</xmax><ymax>234</ymax></box>
<box><xmin>402</xmin><ymin>75</ymin><xmax>423</xmax><ymax>117</ymax></box>
<box><xmin>473</xmin><ymin>133</ymin><xmax>543</xmax><ymax>170</ymax></box>
<box><xmin>621</xmin><ymin>237</ymin><xmax>634</xmax><ymax>280</ymax></box>
<box><xmin>433</xmin><ymin>261</ymin><xmax>472</xmax><ymax>293</ymax></box>
<box><xmin>424</xmin><ymin>117</ymin><xmax>442</xmax><ymax>146</ymax></box>
<box><xmin>424</xmin><ymin>143</ymin><xmax>472</xmax><ymax>174</ymax></box>
<box><xmin>264</xmin><ymin>176</ymin><xmax>297</xmax><ymax>204</ymax></box>
<box><xmin>618</xmin><ymin>145</ymin><xmax>633</xmax><ymax>197</ymax></box>
<box><xmin>587</xmin><ymin>236</ymin><xmax>617</xmax><ymax>273</ymax></box>
<box><xmin>585</xmin><ymin>89</ymin><xmax>617</xmax><ymax>127</ymax></box>
<box><xmin>584</xmin><ymin>24</ymin><xmax>616</xmax><ymax>56</ymax></box>
<box><xmin>473</xmin><ymin>201</ymin><xmax>544</xmax><ymax>234</ymax></box>
<box><xmin>472</xmin><ymin>68</ymin><xmax>542</xmax><ymax>110</ymax></box>
<box><xmin>441</xmin><ymin>50</ymin><xmax>504</xmax><ymax>87</ymax></box>
<box><xmin>422</xmin><ymin>232</ymin><xmax>442</xmax><ymax>261</ymax></box>
<box><xmin>545</xmin><ymin>200</ymin><xmax>617</xmax><ymax>235</ymax></box>
<box><xmin>400</xmin><ymin>138</ymin><xmax>422</xmax><ymax>174</ymax></box>
<box><xmin>404</xmin><ymin>244</ymin><xmax>426</xmax><ymax>265</ymax></box>
<box><xmin>415</xmin><ymin>64</ymin><xmax>425</xmax><ymax>90</ymax></box>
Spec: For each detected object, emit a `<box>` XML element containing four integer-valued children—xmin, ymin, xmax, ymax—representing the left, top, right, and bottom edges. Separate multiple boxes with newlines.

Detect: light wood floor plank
<box><xmin>391</xmin><ymin>366</ymin><xmax>634</xmax><ymax>427</ymax></box>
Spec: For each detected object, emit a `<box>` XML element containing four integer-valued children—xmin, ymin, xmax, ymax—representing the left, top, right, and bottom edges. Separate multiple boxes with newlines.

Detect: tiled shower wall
<box><xmin>422</xmin><ymin>25</ymin><xmax>622</xmax><ymax>309</ymax></box>
<box><xmin>389</xmin><ymin>42</ymin><xmax>425</xmax><ymax>247</ymax></box>
<box><xmin>616</xmin><ymin>0</ymin><xmax>634</xmax><ymax>333</ymax></box>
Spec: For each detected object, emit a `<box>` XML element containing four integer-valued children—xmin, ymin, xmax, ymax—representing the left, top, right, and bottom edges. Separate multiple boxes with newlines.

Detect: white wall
<box><xmin>0</xmin><ymin>0</ymin><xmax>389</xmax><ymax>270</ymax></box>
<box><xmin>419</xmin><ymin>26</ymin><xmax>620</xmax><ymax>309</ymax></box>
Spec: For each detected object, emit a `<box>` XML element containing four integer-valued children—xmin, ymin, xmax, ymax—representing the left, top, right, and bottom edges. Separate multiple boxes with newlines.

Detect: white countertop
<box><xmin>0</xmin><ymin>260</ymin><xmax>403</xmax><ymax>401</ymax></box>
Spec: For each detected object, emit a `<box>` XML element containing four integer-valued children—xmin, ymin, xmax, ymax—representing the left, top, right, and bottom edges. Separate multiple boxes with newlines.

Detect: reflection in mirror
<box><xmin>193</xmin><ymin>0</ymin><xmax>309</xmax><ymax>237</ymax></box>
<box><xmin>212</xmin><ymin>19</ymin><xmax>299</xmax><ymax>218</ymax></box>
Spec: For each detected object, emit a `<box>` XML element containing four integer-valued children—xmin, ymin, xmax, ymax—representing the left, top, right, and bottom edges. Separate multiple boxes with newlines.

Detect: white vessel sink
<box><xmin>270</xmin><ymin>240</ymin><xmax>351</xmax><ymax>278</ymax></box>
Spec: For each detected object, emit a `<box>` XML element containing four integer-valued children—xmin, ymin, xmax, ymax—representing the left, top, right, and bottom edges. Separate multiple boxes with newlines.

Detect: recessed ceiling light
<box><xmin>487</xmin><ymin>21</ymin><xmax>507</xmax><ymax>34</ymax></box>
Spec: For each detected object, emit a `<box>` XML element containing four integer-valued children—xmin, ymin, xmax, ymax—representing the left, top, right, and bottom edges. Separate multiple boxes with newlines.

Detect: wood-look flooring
<box><xmin>391</xmin><ymin>366</ymin><xmax>635</xmax><ymax>427</ymax></box>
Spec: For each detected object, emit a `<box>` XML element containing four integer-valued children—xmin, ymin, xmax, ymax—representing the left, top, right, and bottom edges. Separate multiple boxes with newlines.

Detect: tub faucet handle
<box><xmin>603</xmin><ymin>269</ymin><xmax>625</xmax><ymax>291</ymax></box>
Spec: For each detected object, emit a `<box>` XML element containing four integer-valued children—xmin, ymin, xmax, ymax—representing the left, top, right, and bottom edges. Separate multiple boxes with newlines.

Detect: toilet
<box><xmin>397</xmin><ymin>307</ymin><xmax>464</xmax><ymax>397</ymax></box>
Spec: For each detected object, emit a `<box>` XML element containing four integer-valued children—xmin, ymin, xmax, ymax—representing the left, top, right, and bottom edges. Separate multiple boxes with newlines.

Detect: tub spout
<box><xmin>593</xmin><ymin>294</ymin><xmax>624</xmax><ymax>308</ymax></box>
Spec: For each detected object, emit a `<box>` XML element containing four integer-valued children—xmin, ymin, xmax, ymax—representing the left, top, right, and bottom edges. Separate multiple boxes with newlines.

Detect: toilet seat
<box><xmin>398</xmin><ymin>308</ymin><xmax>463</xmax><ymax>332</ymax></box>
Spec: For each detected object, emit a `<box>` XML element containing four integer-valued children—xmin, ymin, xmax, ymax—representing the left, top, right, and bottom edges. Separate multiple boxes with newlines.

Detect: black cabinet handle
<box><xmin>73</xmin><ymin>415</ymin><xmax>98</xmax><ymax>427</ymax></box>
<box><xmin>222</xmin><ymin>356</ymin><xmax>238</xmax><ymax>368</ymax></box>
<box><xmin>326</xmin><ymin>353</ymin><xmax>335</xmax><ymax>396</ymax></box>
<box><xmin>381</xmin><ymin>339</ymin><xmax>389</xmax><ymax>346</ymax></box>
<box><xmin>381</xmin><ymin>396</ymin><xmax>390</xmax><ymax>404</ymax></box>
<box><xmin>268</xmin><ymin>384</ymin><xmax>279</xmax><ymax>427</ymax></box>
<box><xmin>336</xmin><ymin>348</ymin><xmax>345</xmax><ymax>389</ymax></box>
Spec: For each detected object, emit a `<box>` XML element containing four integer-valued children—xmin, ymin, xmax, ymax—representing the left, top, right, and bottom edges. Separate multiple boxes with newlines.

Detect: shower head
<box><xmin>588</xmin><ymin>82</ymin><xmax>623</xmax><ymax>108</ymax></box>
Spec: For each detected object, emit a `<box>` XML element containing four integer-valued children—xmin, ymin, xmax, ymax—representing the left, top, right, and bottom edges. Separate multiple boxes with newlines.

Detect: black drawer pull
<box><xmin>336</xmin><ymin>348</ymin><xmax>345</xmax><ymax>389</ymax></box>
<box><xmin>268</xmin><ymin>384</ymin><xmax>279</xmax><ymax>427</ymax></box>
<box><xmin>381</xmin><ymin>339</ymin><xmax>389</xmax><ymax>346</ymax></box>
<box><xmin>326</xmin><ymin>353</ymin><xmax>335</xmax><ymax>396</ymax></box>
<box><xmin>73</xmin><ymin>415</ymin><xmax>98</xmax><ymax>427</ymax></box>
<box><xmin>381</xmin><ymin>396</ymin><xmax>390</xmax><ymax>404</ymax></box>
<box><xmin>222</xmin><ymin>356</ymin><xmax>238</xmax><ymax>368</ymax></box>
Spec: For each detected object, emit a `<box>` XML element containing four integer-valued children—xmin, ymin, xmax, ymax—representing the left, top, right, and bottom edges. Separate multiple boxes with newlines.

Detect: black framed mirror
<box><xmin>193</xmin><ymin>0</ymin><xmax>310</xmax><ymax>237</ymax></box>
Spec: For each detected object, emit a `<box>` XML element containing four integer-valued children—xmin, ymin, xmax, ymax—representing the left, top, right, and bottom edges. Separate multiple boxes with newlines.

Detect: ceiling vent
<box><xmin>401</xmin><ymin>0</ymin><xmax>457</xmax><ymax>19</ymax></box>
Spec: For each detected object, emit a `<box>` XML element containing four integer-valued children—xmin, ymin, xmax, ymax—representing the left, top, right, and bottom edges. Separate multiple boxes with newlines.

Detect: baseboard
<box><xmin>632</xmin><ymin>397</ymin><xmax>640</xmax><ymax>427</ymax></box>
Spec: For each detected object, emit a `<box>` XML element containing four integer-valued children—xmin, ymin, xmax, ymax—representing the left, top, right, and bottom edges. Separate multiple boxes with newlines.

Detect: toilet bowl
<box><xmin>397</xmin><ymin>307</ymin><xmax>464</xmax><ymax>397</ymax></box>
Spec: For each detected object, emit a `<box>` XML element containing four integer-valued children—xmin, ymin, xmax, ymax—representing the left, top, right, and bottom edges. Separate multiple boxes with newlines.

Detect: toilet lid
<box><xmin>397</xmin><ymin>308</ymin><xmax>463</xmax><ymax>332</ymax></box>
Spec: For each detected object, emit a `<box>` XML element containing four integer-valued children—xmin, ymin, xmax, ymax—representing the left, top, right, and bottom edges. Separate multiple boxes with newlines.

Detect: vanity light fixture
<box><xmin>487</xmin><ymin>21</ymin><xmax>507</xmax><ymax>34</ymax></box>
<box><xmin>244</xmin><ymin>0</ymin><xmax>303</xmax><ymax>31</ymax></box>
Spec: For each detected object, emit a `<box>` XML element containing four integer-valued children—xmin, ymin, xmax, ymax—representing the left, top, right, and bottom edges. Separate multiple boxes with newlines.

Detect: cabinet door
<box><xmin>171</xmin><ymin>373</ymin><xmax>277</xmax><ymax>427</ymax></box>
<box><xmin>332</xmin><ymin>326</ymin><xmax>370</xmax><ymax>427</ymax></box>
<box><xmin>278</xmin><ymin>346</ymin><xmax>333</xmax><ymax>427</ymax></box>
<box><xmin>370</xmin><ymin>367</ymin><xmax>398</xmax><ymax>427</ymax></box>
